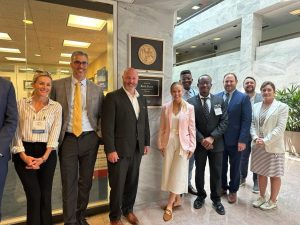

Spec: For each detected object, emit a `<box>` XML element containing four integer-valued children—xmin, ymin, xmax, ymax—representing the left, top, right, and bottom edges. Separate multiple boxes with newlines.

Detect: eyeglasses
<box><xmin>73</xmin><ymin>60</ymin><xmax>88</xmax><ymax>66</ymax></box>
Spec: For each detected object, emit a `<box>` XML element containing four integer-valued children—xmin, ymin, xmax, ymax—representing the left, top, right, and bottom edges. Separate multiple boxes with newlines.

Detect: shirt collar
<box><xmin>26</xmin><ymin>96</ymin><xmax>54</xmax><ymax>105</ymax></box>
<box><xmin>123</xmin><ymin>86</ymin><xmax>140</xmax><ymax>98</ymax></box>
<box><xmin>199</xmin><ymin>93</ymin><xmax>211</xmax><ymax>99</ymax></box>
<box><xmin>72</xmin><ymin>76</ymin><xmax>87</xmax><ymax>87</ymax></box>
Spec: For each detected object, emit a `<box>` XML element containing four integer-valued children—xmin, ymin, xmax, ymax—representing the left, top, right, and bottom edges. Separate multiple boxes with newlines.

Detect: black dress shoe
<box><xmin>188</xmin><ymin>185</ymin><xmax>198</xmax><ymax>195</ymax></box>
<box><xmin>193</xmin><ymin>197</ymin><xmax>205</xmax><ymax>209</ymax></box>
<box><xmin>212</xmin><ymin>201</ymin><xmax>225</xmax><ymax>215</ymax></box>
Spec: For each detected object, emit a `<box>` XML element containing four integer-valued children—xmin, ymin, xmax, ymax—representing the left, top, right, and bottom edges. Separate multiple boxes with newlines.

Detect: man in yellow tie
<box><xmin>51</xmin><ymin>51</ymin><xmax>103</xmax><ymax>225</ymax></box>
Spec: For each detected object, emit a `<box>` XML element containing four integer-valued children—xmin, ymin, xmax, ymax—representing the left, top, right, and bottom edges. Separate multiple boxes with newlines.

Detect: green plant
<box><xmin>276</xmin><ymin>85</ymin><xmax>300</xmax><ymax>132</ymax></box>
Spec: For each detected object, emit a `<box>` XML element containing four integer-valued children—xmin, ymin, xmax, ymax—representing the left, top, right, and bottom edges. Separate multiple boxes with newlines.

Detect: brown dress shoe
<box><xmin>110</xmin><ymin>220</ymin><xmax>124</xmax><ymax>225</ymax></box>
<box><xmin>228</xmin><ymin>192</ymin><xmax>237</xmax><ymax>204</ymax></box>
<box><xmin>125</xmin><ymin>212</ymin><xmax>139</xmax><ymax>225</ymax></box>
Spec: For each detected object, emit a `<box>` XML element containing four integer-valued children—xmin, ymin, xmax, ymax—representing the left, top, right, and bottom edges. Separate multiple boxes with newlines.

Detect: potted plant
<box><xmin>276</xmin><ymin>85</ymin><xmax>300</xmax><ymax>155</ymax></box>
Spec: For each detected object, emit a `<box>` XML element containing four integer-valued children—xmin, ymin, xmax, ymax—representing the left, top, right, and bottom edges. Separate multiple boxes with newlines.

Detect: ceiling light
<box><xmin>289</xmin><ymin>9</ymin><xmax>300</xmax><ymax>15</ymax></box>
<box><xmin>63</xmin><ymin>40</ymin><xmax>91</xmax><ymax>48</ymax></box>
<box><xmin>0</xmin><ymin>47</ymin><xmax>21</xmax><ymax>53</ymax></box>
<box><xmin>176</xmin><ymin>52</ymin><xmax>179</xmax><ymax>55</ymax></box>
<box><xmin>22</xmin><ymin>19</ymin><xmax>33</xmax><ymax>25</ymax></box>
<box><xmin>0</xmin><ymin>32</ymin><xmax>12</xmax><ymax>40</ymax></box>
<box><xmin>34</xmin><ymin>54</ymin><xmax>41</xmax><ymax>57</ymax></box>
<box><xmin>61</xmin><ymin>53</ymin><xmax>72</xmax><ymax>58</ymax></box>
<box><xmin>19</xmin><ymin>67</ymin><xmax>34</xmax><ymax>71</ymax></box>
<box><xmin>59</xmin><ymin>61</ymin><xmax>70</xmax><ymax>65</ymax></box>
<box><xmin>192</xmin><ymin>6</ymin><xmax>200</xmax><ymax>10</ymax></box>
<box><xmin>60</xmin><ymin>70</ymin><xmax>70</xmax><ymax>73</ymax></box>
<box><xmin>190</xmin><ymin>45</ymin><xmax>197</xmax><ymax>48</ymax></box>
<box><xmin>67</xmin><ymin>14</ymin><xmax>106</xmax><ymax>31</ymax></box>
<box><xmin>5</xmin><ymin>57</ymin><xmax>26</xmax><ymax>62</ymax></box>
<box><xmin>213</xmin><ymin>37</ymin><xmax>221</xmax><ymax>41</ymax></box>
<box><xmin>177</xmin><ymin>17</ymin><xmax>181</xmax><ymax>20</ymax></box>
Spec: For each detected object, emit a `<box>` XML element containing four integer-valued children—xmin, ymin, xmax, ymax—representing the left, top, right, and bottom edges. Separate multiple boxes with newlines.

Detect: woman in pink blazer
<box><xmin>158</xmin><ymin>82</ymin><xmax>196</xmax><ymax>221</ymax></box>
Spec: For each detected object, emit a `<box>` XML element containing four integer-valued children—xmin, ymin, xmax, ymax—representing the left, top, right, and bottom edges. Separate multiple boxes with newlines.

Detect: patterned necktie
<box><xmin>202</xmin><ymin>97</ymin><xmax>210</xmax><ymax>120</ymax></box>
<box><xmin>73</xmin><ymin>82</ymin><xmax>82</xmax><ymax>137</ymax></box>
<box><xmin>224</xmin><ymin>92</ymin><xmax>230</xmax><ymax>109</ymax></box>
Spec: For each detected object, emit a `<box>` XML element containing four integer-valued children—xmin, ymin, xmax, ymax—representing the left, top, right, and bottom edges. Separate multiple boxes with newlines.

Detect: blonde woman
<box><xmin>158</xmin><ymin>82</ymin><xmax>196</xmax><ymax>221</ymax></box>
<box><xmin>12</xmin><ymin>70</ymin><xmax>62</xmax><ymax>225</ymax></box>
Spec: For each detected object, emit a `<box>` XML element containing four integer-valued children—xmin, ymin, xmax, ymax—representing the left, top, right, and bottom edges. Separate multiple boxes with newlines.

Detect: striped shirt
<box><xmin>12</xmin><ymin>97</ymin><xmax>62</xmax><ymax>154</ymax></box>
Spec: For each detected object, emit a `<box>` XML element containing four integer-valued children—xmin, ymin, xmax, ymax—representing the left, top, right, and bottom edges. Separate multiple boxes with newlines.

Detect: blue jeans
<box><xmin>240</xmin><ymin>141</ymin><xmax>257</xmax><ymax>183</ymax></box>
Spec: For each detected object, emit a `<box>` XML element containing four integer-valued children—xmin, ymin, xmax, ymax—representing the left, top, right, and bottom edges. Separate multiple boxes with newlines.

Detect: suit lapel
<box><xmin>120</xmin><ymin>88</ymin><xmax>137</xmax><ymax>120</ymax></box>
<box><xmin>86</xmin><ymin>79</ymin><xmax>92</xmax><ymax>113</ymax></box>
<box><xmin>264</xmin><ymin>100</ymin><xmax>278</xmax><ymax>122</ymax></box>
<box><xmin>64</xmin><ymin>77</ymin><xmax>72</xmax><ymax>109</ymax></box>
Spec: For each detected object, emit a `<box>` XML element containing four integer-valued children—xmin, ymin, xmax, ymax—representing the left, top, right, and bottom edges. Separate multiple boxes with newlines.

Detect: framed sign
<box><xmin>23</xmin><ymin>80</ymin><xmax>33</xmax><ymax>89</ymax></box>
<box><xmin>129</xmin><ymin>35</ymin><xmax>164</xmax><ymax>73</ymax></box>
<box><xmin>137</xmin><ymin>75</ymin><xmax>163</xmax><ymax>108</ymax></box>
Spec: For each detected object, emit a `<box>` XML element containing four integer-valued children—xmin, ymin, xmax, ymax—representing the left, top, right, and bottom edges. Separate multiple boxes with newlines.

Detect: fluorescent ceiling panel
<box><xmin>0</xmin><ymin>47</ymin><xmax>21</xmax><ymax>53</ymax></box>
<box><xmin>67</xmin><ymin>14</ymin><xmax>106</xmax><ymax>31</ymax></box>
<box><xmin>63</xmin><ymin>40</ymin><xmax>91</xmax><ymax>48</ymax></box>
<box><xmin>59</xmin><ymin>61</ymin><xmax>70</xmax><ymax>65</ymax></box>
<box><xmin>289</xmin><ymin>9</ymin><xmax>300</xmax><ymax>15</ymax></box>
<box><xmin>5</xmin><ymin>57</ymin><xmax>26</xmax><ymax>61</ymax></box>
<box><xmin>0</xmin><ymin>32</ymin><xmax>12</xmax><ymax>40</ymax></box>
<box><xmin>61</xmin><ymin>53</ymin><xmax>72</xmax><ymax>57</ymax></box>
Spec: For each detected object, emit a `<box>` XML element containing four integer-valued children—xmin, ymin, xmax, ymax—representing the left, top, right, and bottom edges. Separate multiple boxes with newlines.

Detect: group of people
<box><xmin>158</xmin><ymin>70</ymin><xmax>289</xmax><ymax>221</ymax></box>
<box><xmin>0</xmin><ymin>52</ymin><xmax>288</xmax><ymax>225</ymax></box>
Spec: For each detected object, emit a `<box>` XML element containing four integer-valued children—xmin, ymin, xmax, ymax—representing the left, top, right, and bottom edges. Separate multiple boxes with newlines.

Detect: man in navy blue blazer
<box><xmin>0</xmin><ymin>77</ymin><xmax>18</xmax><ymax>222</ymax></box>
<box><xmin>217</xmin><ymin>73</ymin><xmax>252</xmax><ymax>204</ymax></box>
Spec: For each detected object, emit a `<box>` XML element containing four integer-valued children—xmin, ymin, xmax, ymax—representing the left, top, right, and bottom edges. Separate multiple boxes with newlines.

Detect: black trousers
<box><xmin>59</xmin><ymin>132</ymin><xmax>99</xmax><ymax>225</ymax></box>
<box><xmin>107</xmin><ymin>148</ymin><xmax>142</xmax><ymax>221</ymax></box>
<box><xmin>14</xmin><ymin>142</ymin><xmax>57</xmax><ymax>225</ymax></box>
<box><xmin>194</xmin><ymin>148</ymin><xmax>223</xmax><ymax>202</ymax></box>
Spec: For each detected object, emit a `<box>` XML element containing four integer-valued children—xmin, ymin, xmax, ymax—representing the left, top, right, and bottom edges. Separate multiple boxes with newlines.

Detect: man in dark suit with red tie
<box><xmin>188</xmin><ymin>75</ymin><xmax>228</xmax><ymax>215</ymax></box>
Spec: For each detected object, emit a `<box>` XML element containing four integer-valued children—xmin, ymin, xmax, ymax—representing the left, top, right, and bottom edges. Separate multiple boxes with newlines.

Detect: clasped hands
<box><xmin>201</xmin><ymin>137</ymin><xmax>214</xmax><ymax>150</ymax></box>
<box><xmin>21</xmin><ymin>154</ymin><xmax>44</xmax><ymax>170</ymax></box>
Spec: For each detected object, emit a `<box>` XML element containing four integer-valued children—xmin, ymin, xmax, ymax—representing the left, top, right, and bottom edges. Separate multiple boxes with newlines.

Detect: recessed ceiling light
<box><xmin>59</xmin><ymin>61</ymin><xmax>70</xmax><ymax>65</ymax></box>
<box><xmin>192</xmin><ymin>6</ymin><xmax>200</xmax><ymax>10</ymax></box>
<box><xmin>0</xmin><ymin>47</ymin><xmax>21</xmax><ymax>53</ymax></box>
<box><xmin>63</xmin><ymin>40</ymin><xmax>91</xmax><ymax>48</ymax></box>
<box><xmin>60</xmin><ymin>70</ymin><xmax>70</xmax><ymax>73</ymax></box>
<box><xmin>190</xmin><ymin>45</ymin><xmax>197</xmax><ymax>48</ymax></box>
<box><xmin>0</xmin><ymin>32</ymin><xmax>12</xmax><ymax>40</ymax></box>
<box><xmin>177</xmin><ymin>17</ymin><xmax>181</xmax><ymax>20</ymax></box>
<box><xmin>34</xmin><ymin>54</ymin><xmax>41</xmax><ymax>57</ymax></box>
<box><xmin>289</xmin><ymin>9</ymin><xmax>300</xmax><ymax>15</ymax></box>
<box><xmin>213</xmin><ymin>37</ymin><xmax>221</xmax><ymax>41</ymax></box>
<box><xmin>5</xmin><ymin>57</ymin><xmax>26</xmax><ymax>62</ymax></box>
<box><xmin>19</xmin><ymin>67</ymin><xmax>34</xmax><ymax>71</ymax></box>
<box><xmin>22</xmin><ymin>19</ymin><xmax>33</xmax><ymax>25</ymax></box>
<box><xmin>61</xmin><ymin>53</ymin><xmax>72</xmax><ymax>58</ymax></box>
<box><xmin>67</xmin><ymin>14</ymin><xmax>106</xmax><ymax>31</ymax></box>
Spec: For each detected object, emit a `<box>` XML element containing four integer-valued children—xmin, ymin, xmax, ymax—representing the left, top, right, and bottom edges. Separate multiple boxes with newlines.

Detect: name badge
<box><xmin>32</xmin><ymin>120</ymin><xmax>46</xmax><ymax>134</ymax></box>
<box><xmin>214</xmin><ymin>105</ymin><xmax>222</xmax><ymax>115</ymax></box>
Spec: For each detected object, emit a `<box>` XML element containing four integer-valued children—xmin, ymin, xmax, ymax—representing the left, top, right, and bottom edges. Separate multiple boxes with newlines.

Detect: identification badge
<box><xmin>32</xmin><ymin>120</ymin><xmax>46</xmax><ymax>133</ymax></box>
<box><xmin>214</xmin><ymin>105</ymin><xmax>222</xmax><ymax>115</ymax></box>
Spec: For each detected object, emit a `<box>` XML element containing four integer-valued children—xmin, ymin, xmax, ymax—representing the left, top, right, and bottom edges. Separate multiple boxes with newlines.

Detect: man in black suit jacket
<box><xmin>188</xmin><ymin>75</ymin><xmax>228</xmax><ymax>215</ymax></box>
<box><xmin>0</xmin><ymin>78</ymin><xmax>18</xmax><ymax>222</ymax></box>
<box><xmin>102</xmin><ymin>68</ymin><xmax>150</xmax><ymax>225</ymax></box>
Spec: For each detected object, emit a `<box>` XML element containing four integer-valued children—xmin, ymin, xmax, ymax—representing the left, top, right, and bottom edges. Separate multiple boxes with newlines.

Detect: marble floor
<box><xmin>55</xmin><ymin>151</ymin><xmax>300</xmax><ymax>225</ymax></box>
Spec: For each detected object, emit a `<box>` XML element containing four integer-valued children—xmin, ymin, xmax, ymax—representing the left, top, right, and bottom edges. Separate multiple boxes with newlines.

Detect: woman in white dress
<box><xmin>158</xmin><ymin>82</ymin><xmax>196</xmax><ymax>221</ymax></box>
<box><xmin>250</xmin><ymin>81</ymin><xmax>289</xmax><ymax>210</ymax></box>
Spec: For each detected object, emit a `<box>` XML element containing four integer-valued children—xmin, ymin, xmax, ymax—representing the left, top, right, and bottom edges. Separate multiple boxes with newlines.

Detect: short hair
<box><xmin>198</xmin><ymin>74</ymin><xmax>212</xmax><ymax>83</ymax></box>
<box><xmin>71</xmin><ymin>51</ymin><xmax>88</xmax><ymax>61</ymax></box>
<box><xmin>170</xmin><ymin>81</ymin><xmax>182</xmax><ymax>92</ymax></box>
<box><xmin>243</xmin><ymin>76</ymin><xmax>256</xmax><ymax>84</ymax></box>
<box><xmin>32</xmin><ymin>70</ymin><xmax>52</xmax><ymax>85</ymax></box>
<box><xmin>180</xmin><ymin>70</ymin><xmax>191</xmax><ymax>76</ymax></box>
<box><xmin>260</xmin><ymin>81</ymin><xmax>276</xmax><ymax>92</ymax></box>
<box><xmin>224</xmin><ymin>72</ymin><xmax>237</xmax><ymax>81</ymax></box>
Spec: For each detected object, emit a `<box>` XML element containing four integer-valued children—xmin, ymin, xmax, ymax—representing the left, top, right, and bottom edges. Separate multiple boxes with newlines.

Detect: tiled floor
<box><xmin>55</xmin><ymin>151</ymin><xmax>300</xmax><ymax>225</ymax></box>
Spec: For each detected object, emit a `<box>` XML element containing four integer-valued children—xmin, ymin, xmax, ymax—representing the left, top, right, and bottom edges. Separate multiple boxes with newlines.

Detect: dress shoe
<box><xmin>125</xmin><ymin>212</ymin><xmax>139</xmax><ymax>225</ymax></box>
<box><xmin>77</xmin><ymin>218</ymin><xmax>89</xmax><ymax>225</ymax></box>
<box><xmin>212</xmin><ymin>201</ymin><xmax>225</xmax><ymax>215</ymax></box>
<box><xmin>110</xmin><ymin>220</ymin><xmax>124</xmax><ymax>225</ymax></box>
<box><xmin>193</xmin><ymin>197</ymin><xmax>205</xmax><ymax>209</ymax></box>
<box><xmin>188</xmin><ymin>185</ymin><xmax>198</xmax><ymax>195</ymax></box>
<box><xmin>227</xmin><ymin>192</ymin><xmax>237</xmax><ymax>204</ymax></box>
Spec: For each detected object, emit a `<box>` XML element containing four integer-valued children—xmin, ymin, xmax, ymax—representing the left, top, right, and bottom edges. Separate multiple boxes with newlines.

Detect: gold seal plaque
<box><xmin>138</xmin><ymin>44</ymin><xmax>157</xmax><ymax>65</ymax></box>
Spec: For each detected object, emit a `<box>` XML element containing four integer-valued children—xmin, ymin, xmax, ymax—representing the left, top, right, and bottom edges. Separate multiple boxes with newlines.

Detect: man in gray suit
<box><xmin>102</xmin><ymin>68</ymin><xmax>150</xmax><ymax>225</ymax></box>
<box><xmin>240</xmin><ymin>76</ymin><xmax>262</xmax><ymax>193</ymax></box>
<box><xmin>51</xmin><ymin>51</ymin><xmax>103</xmax><ymax>225</ymax></box>
<box><xmin>188</xmin><ymin>75</ymin><xmax>228</xmax><ymax>215</ymax></box>
<box><xmin>0</xmin><ymin>77</ymin><xmax>18</xmax><ymax>222</ymax></box>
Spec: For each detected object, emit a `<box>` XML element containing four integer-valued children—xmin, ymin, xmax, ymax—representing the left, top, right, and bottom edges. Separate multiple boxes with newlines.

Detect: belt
<box><xmin>65</xmin><ymin>131</ymin><xmax>94</xmax><ymax>138</ymax></box>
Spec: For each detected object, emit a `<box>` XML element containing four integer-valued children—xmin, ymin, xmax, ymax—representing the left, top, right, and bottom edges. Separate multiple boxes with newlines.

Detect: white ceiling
<box><xmin>0</xmin><ymin>0</ymin><xmax>111</xmax><ymax>67</ymax></box>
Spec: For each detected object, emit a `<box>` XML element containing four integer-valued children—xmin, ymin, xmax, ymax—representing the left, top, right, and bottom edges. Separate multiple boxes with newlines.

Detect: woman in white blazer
<box><xmin>158</xmin><ymin>82</ymin><xmax>196</xmax><ymax>221</ymax></box>
<box><xmin>250</xmin><ymin>81</ymin><xmax>289</xmax><ymax>210</ymax></box>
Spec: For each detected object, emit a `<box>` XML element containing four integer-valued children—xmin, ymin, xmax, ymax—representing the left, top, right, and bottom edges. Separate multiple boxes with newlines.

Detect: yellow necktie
<box><xmin>73</xmin><ymin>82</ymin><xmax>82</xmax><ymax>137</ymax></box>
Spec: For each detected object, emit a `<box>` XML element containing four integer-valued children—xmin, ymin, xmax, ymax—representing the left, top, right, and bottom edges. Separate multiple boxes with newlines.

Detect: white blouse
<box><xmin>12</xmin><ymin>97</ymin><xmax>62</xmax><ymax>154</ymax></box>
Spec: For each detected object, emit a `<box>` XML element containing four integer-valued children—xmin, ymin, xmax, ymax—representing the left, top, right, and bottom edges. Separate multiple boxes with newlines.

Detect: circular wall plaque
<box><xmin>138</xmin><ymin>44</ymin><xmax>157</xmax><ymax>65</ymax></box>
